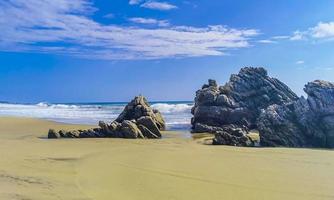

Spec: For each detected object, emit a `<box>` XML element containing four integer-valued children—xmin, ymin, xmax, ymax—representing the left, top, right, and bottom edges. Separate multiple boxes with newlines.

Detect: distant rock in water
<box><xmin>191</xmin><ymin>67</ymin><xmax>298</xmax><ymax>146</ymax></box>
<box><xmin>48</xmin><ymin>96</ymin><xmax>165</xmax><ymax>139</ymax></box>
<box><xmin>258</xmin><ymin>80</ymin><xmax>334</xmax><ymax>148</ymax></box>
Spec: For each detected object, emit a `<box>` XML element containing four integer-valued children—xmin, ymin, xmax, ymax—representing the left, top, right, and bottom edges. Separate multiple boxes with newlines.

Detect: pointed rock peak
<box><xmin>116</xmin><ymin>95</ymin><xmax>166</xmax><ymax>130</ymax></box>
<box><xmin>202</xmin><ymin>79</ymin><xmax>218</xmax><ymax>89</ymax></box>
<box><xmin>208</xmin><ymin>79</ymin><xmax>218</xmax><ymax>87</ymax></box>
<box><xmin>131</xmin><ymin>95</ymin><xmax>150</xmax><ymax>107</ymax></box>
<box><xmin>238</xmin><ymin>67</ymin><xmax>267</xmax><ymax>77</ymax></box>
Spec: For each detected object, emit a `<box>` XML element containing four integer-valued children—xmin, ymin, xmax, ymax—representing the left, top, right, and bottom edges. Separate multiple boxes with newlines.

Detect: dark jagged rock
<box><xmin>47</xmin><ymin>96</ymin><xmax>165</xmax><ymax>139</ymax></box>
<box><xmin>137</xmin><ymin>116</ymin><xmax>162</xmax><ymax>138</ymax></box>
<box><xmin>212</xmin><ymin>125</ymin><xmax>255</xmax><ymax>146</ymax></box>
<box><xmin>116</xmin><ymin>95</ymin><xmax>165</xmax><ymax>130</ymax></box>
<box><xmin>48</xmin><ymin>129</ymin><xmax>59</xmax><ymax>139</ymax></box>
<box><xmin>191</xmin><ymin>67</ymin><xmax>298</xmax><ymax>146</ymax></box>
<box><xmin>137</xmin><ymin>124</ymin><xmax>160</xmax><ymax>139</ymax></box>
<box><xmin>258</xmin><ymin>80</ymin><xmax>334</xmax><ymax>148</ymax></box>
<box><xmin>120</xmin><ymin>120</ymin><xmax>143</xmax><ymax>139</ymax></box>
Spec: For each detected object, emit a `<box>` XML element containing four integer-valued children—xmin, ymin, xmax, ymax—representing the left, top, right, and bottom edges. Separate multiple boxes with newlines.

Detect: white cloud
<box><xmin>255</xmin><ymin>35</ymin><xmax>289</xmax><ymax>44</ymax></box>
<box><xmin>129</xmin><ymin>0</ymin><xmax>142</xmax><ymax>5</ymax></box>
<box><xmin>128</xmin><ymin>17</ymin><xmax>170</xmax><ymax>27</ymax></box>
<box><xmin>0</xmin><ymin>0</ymin><xmax>260</xmax><ymax>60</ymax></box>
<box><xmin>313</xmin><ymin>66</ymin><xmax>334</xmax><ymax>71</ymax></box>
<box><xmin>258</xmin><ymin>39</ymin><xmax>276</xmax><ymax>44</ymax></box>
<box><xmin>311</xmin><ymin>22</ymin><xmax>334</xmax><ymax>39</ymax></box>
<box><xmin>182</xmin><ymin>1</ymin><xmax>198</xmax><ymax>8</ymax></box>
<box><xmin>271</xmin><ymin>35</ymin><xmax>290</xmax><ymax>40</ymax></box>
<box><xmin>104</xmin><ymin>13</ymin><xmax>115</xmax><ymax>19</ymax></box>
<box><xmin>296</xmin><ymin>60</ymin><xmax>304</xmax><ymax>65</ymax></box>
<box><xmin>259</xmin><ymin>22</ymin><xmax>334</xmax><ymax>44</ymax></box>
<box><xmin>290</xmin><ymin>31</ymin><xmax>305</xmax><ymax>41</ymax></box>
<box><xmin>287</xmin><ymin>22</ymin><xmax>334</xmax><ymax>41</ymax></box>
<box><xmin>141</xmin><ymin>1</ymin><xmax>177</xmax><ymax>10</ymax></box>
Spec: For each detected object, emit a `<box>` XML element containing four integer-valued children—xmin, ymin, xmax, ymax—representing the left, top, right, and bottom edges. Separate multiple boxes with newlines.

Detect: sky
<box><xmin>0</xmin><ymin>0</ymin><xmax>334</xmax><ymax>103</ymax></box>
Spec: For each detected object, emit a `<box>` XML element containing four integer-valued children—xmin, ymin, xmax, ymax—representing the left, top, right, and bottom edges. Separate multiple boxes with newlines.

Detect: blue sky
<box><xmin>0</xmin><ymin>0</ymin><xmax>334</xmax><ymax>103</ymax></box>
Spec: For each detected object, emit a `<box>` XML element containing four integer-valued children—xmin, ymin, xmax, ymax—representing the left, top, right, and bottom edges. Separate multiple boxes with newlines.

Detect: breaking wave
<box><xmin>0</xmin><ymin>102</ymin><xmax>193</xmax><ymax>130</ymax></box>
<box><xmin>151</xmin><ymin>103</ymin><xmax>192</xmax><ymax>114</ymax></box>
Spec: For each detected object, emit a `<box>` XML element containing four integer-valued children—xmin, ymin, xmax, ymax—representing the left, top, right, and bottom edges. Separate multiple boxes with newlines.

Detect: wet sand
<box><xmin>0</xmin><ymin>117</ymin><xmax>333</xmax><ymax>200</ymax></box>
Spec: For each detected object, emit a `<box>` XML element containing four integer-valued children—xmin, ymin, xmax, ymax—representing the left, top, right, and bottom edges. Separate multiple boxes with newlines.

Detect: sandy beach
<box><xmin>0</xmin><ymin>117</ymin><xmax>332</xmax><ymax>200</ymax></box>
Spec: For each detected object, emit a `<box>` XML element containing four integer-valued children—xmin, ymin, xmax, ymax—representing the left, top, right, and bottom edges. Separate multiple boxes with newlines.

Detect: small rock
<box><xmin>48</xmin><ymin>129</ymin><xmax>59</xmax><ymax>139</ymax></box>
<box><xmin>137</xmin><ymin>124</ymin><xmax>160</xmax><ymax>139</ymax></box>
<box><xmin>137</xmin><ymin>116</ymin><xmax>162</xmax><ymax>138</ymax></box>
<box><xmin>121</xmin><ymin>120</ymin><xmax>142</xmax><ymax>139</ymax></box>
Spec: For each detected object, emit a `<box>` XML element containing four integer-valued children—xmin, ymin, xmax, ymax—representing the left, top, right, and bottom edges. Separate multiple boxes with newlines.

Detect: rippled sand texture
<box><xmin>0</xmin><ymin>117</ymin><xmax>333</xmax><ymax>200</ymax></box>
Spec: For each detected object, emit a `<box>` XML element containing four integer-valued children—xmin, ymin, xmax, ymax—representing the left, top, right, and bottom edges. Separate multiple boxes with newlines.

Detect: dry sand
<box><xmin>0</xmin><ymin>117</ymin><xmax>333</xmax><ymax>200</ymax></box>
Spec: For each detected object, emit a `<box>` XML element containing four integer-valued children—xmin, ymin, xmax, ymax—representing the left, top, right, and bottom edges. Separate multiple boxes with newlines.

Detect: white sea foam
<box><xmin>0</xmin><ymin>102</ymin><xmax>193</xmax><ymax>130</ymax></box>
<box><xmin>151</xmin><ymin>103</ymin><xmax>192</xmax><ymax>114</ymax></box>
<box><xmin>36</xmin><ymin>102</ymin><xmax>49</xmax><ymax>107</ymax></box>
<box><xmin>151</xmin><ymin>103</ymin><xmax>193</xmax><ymax>130</ymax></box>
<box><xmin>0</xmin><ymin>103</ymin><xmax>119</xmax><ymax>125</ymax></box>
<box><xmin>36</xmin><ymin>102</ymin><xmax>79</xmax><ymax>109</ymax></box>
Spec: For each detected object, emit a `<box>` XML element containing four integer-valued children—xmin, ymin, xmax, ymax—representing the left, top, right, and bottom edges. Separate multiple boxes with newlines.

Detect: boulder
<box><xmin>120</xmin><ymin>120</ymin><xmax>143</xmax><ymax>139</ymax></box>
<box><xmin>78</xmin><ymin>129</ymin><xmax>101</xmax><ymax>138</ymax></box>
<box><xmin>98</xmin><ymin>121</ymin><xmax>110</xmax><ymax>133</ymax></box>
<box><xmin>151</xmin><ymin>110</ymin><xmax>165</xmax><ymax>130</ymax></box>
<box><xmin>65</xmin><ymin>130</ymin><xmax>79</xmax><ymax>138</ymax></box>
<box><xmin>191</xmin><ymin>67</ymin><xmax>298</xmax><ymax>146</ymax></box>
<box><xmin>48</xmin><ymin>129</ymin><xmax>59</xmax><ymax>139</ymax></box>
<box><xmin>258</xmin><ymin>80</ymin><xmax>334</xmax><ymax>148</ymax></box>
<box><xmin>136</xmin><ymin>116</ymin><xmax>161</xmax><ymax>138</ymax></box>
<box><xmin>213</xmin><ymin>126</ymin><xmax>254</xmax><ymax>147</ymax></box>
<box><xmin>137</xmin><ymin>125</ymin><xmax>160</xmax><ymax>139</ymax></box>
<box><xmin>58</xmin><ymin>130</ymin><xmax>66</xmax><ymax>137</ymax></box>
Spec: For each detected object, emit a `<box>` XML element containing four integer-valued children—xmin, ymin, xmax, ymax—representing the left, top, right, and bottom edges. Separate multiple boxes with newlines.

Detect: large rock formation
<box><xmin>191</xmin><ymin>67</ymin><xmax>298</xmax><ymax>146</ymax></box>
<box><xmin>115</xmin><ymin>95</ymin><xmax>165</xmax><ymax>131</ymax></box>
<box><xmin>258</xmin><ymin>80</ymin><xmax>334</xmax><ymax>148</ymax></box>
<box><xmin>48</xmin><ymin>96</ymin><xmax>165</xmax><ymax>139</ymax></box>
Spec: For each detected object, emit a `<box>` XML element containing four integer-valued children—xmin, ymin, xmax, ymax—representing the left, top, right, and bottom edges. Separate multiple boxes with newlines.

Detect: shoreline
<box><xmin>0</xmin><ymin>117</ymin><xmax>334</xmax><ymax>200</ymax></box>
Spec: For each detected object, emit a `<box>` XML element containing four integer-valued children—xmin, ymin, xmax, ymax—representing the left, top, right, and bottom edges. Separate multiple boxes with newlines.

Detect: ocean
<box><xmin>0</xmin><ymin>101</ymin><xmax>194</xmax><ymax>131</ymax></box>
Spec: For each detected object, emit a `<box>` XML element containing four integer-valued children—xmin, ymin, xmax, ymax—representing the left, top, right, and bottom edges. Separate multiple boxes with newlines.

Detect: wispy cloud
<box><xmin>103</xmin><ymin>13</ymin><xmax>115</xmax><ymax>19</ymax></box>
<box><xmin>290</xmin><ymin>31</ymin><xmax>305</xmax><ymax>41</ymax></box>
<box><xmin>182</xmin><ymin>1</ymin><xmax>198</xmax><ymax>8</ymax></box>
<box><xmin>273</xmin><ymin>22</ymin><xmax>334</xmax><ymax>42</ymax></box>
<box><xmin>141</xmin><ymin>1</ymin><xmax>177</xmax><ymax>10</ymax></box>
<box><xmin>313</xmin><ymin>66</ymin><xmax>334</xmax><ymax>71</ymax></box>
<box><xmin>257</xmin><ymin>39</ymin><xmax>276</xmax><ymax>44</ymax></box>
<box><xmin>266</xmin><ymin>22</ymin><xmax>334</xmax><ymax>43</ymax></box>
<box><xmin>296</xmin><ymin>60</ymin><xmax>305</xmax><ymax>65</ymax></box>
<box><xmin>129</xmin><ymin>0</ymin><xmax>142</xmax><ymax>5</ymax></box>
<box><xmin>256</xmin><ymin>35</ymin><xmax>290</xmax><ymax>44</ymax></box>
<box><xmin>0</xmin><ymin>0</ymin><xmax>260</xmax><ymax>60</ymax></box>
<box><xmin>128</xmin><ymin>17</ymin><xmax>170</xmax><ymax>27</ymax></box>
<box><xmin>271</xmin><ymin>36</ymin><xmax>289</xmax><ymax>40</ymax></box>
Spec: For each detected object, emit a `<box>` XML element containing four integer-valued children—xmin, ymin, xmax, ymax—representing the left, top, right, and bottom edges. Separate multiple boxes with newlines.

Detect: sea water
<box><xmin>0</xmin><ymin>101</ymin><xmax>193</xmax><ymax>130</ymax></box>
